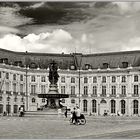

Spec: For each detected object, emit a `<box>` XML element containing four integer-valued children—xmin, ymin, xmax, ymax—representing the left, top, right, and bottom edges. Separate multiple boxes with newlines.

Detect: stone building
<box><xmin>0</xmin><ymin>48</ymin><xmax>140</xmax><ymax>116</ymax></box>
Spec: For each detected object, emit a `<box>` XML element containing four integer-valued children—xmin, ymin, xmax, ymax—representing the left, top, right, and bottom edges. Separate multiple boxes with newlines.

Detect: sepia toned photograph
<box><xmin>0</xmin><ymin>1</ymin><xmax>140</xmax><ymax>139</ymax></box>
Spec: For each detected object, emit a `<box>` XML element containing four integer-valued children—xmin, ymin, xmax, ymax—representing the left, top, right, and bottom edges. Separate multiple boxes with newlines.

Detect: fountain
<box><xmin>38</xmin><ymin>61</ymin><xmax>69</xmax><ymax>110</ymax></box>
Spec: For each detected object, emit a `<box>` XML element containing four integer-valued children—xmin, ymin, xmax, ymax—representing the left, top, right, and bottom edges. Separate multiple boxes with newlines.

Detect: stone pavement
<box><xmin>0</xmin><ymin>115</ymin><xmax>140</xmax><ymax>138</ymax></box>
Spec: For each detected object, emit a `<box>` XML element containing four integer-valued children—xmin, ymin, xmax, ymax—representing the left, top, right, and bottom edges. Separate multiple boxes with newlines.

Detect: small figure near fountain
<box><xmin>38</xmin><ymin>61</ymin><xmax>69</xmax><ymax>110</ymax></box>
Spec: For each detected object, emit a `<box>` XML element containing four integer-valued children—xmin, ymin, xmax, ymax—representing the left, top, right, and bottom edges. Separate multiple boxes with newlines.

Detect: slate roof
<box><xmin>0</xmin><ymin>48</ymin><xmax>140</xmax><ymax>70</ymax></box>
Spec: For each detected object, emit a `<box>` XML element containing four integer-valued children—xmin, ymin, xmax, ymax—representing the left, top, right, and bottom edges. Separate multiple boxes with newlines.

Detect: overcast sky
<box><xmin>0</xmin><ymin>2</ymin><xmax>140</xmax><ymax>54</ymax></box>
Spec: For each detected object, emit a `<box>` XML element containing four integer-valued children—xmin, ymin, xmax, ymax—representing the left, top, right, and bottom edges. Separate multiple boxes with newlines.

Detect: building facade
<box><xmin>0</xmin><ymin>49</ymin><xmax>140</xmax><ymax>116</ymax></box>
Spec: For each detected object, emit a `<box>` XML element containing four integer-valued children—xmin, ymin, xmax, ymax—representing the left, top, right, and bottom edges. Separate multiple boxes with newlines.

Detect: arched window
<box><xmin>93</xmin><ymin>77</ymin><xmax>97</xmax><ymax>83</ymax></box>
<box><xmin>71</xmin><ymin>77</ymin><xmax>75</xmax><ymax>83</ymax></box>
<box><xmin>111</xmin><ymin>100</ymin><xmax>116</xmax><ymax>113</ymax></box>
<box><xmin>13</xmin><ymin>74</ymin><xmax>16</xmax><ymax>81</ymax></box>
<box><xmin>84</xmin><ymin>77</ymin><xmax>88</xmax><ymax>83</ymax></box>
<box><xmin>112</xmin><ymin>76</ymin><xmax>116</xmax><ymax>83</ymax></box>
<box><xmin>120</xmin><ymin>100</ymin><xmax>126</xmax><ymax>114</ymax></box>
<box><xmin>32</xmin><ymin>98</ymin><xmax>36</xmax><ymax>103</ymax></box>
<box><xmin>122</xmin><ymin>76</ymin><xmax>126</xmax><ymax>82</ymax></box>
<box><xmin>92</xmin><ymin>100</ymin><xmax>97</xmax><ymax>113</ymax></box>
<box><xmin>83</xmin><ymin>100</ymin><xmax>88</xmax><ymax>112</ymax></box>
<box><xmin>102</xmin><ymin>76</ymin><xmax>106</xmax><ymax>83</ymax></box>
<box><xmin>13</xmin><ymin>105</ymin><xmax>18</xmax><ymax>113</ymax></box>
<box><xmin>133</xmin><ymin>100</ymin><xmax>138</xmax><ymax>114</ymax></box>
<box><xmin>31</xmin><ymin>76</ymin><xmax>36</xmax><ymax>82</ymax></box>
<box><xmin>134</xmin><ymin>75</ymin><xmax>138</xmax><ymax>82</ymax></box>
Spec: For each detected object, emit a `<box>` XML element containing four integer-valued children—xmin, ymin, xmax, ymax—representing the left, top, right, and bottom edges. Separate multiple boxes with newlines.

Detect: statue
<box><xmin>48</xmin><ymin>61</ymin><xmax>59</xmax><ymax>85</ymax></box>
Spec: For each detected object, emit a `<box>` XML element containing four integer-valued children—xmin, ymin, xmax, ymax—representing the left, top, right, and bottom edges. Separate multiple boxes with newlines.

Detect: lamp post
<box><xmin>25</xmin><ymin>51</ymin><xmax>28</xmax><ymax>111</ymax></box>
<box><xmin>78</xmin><ymin>56</ymin><xmax>82</xmax><ymax>108</ymax></box>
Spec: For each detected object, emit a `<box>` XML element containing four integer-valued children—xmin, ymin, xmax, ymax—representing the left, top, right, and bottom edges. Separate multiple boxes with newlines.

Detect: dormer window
<box><xmin>103</xmin><ymin>63</ymin><xmax>109</xmax><ymax>69</ymax></box>
<box><xmin>85</xmin><ymin>64</ymin><xmax>91</xmax><ymax>70</ymax></box>
<box><xmin>122</xmin><ymin>62</ymin><xmax>128</xmax><ymax>68</ymax></box>
<box><xmin>70</xmin><ymin>65</ymin><xmax>75</xmax><ymax>70</ymax></box>
<box><xmin>30</xmin><ymin>62</ymin><xmax>37</xmax><ymax>69</ymax></box>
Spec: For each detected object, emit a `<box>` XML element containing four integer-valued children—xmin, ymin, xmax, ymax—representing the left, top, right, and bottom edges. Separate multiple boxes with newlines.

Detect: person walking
<box><xmin>72</xmin><ymin>107</ymin><xmax>77</xmax><ymax>124</ymax></box>
<box><xmin>64</xmin><ymin>107</ymin><xmax>68</xmax><ymax>118</ymax></box>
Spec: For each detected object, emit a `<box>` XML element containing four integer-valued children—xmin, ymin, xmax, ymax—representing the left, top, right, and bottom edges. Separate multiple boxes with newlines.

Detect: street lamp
<box><xmin>25</xmin><ymin>51</ymin><xmax>28</xmax><ymax>111</ymax></box>
<box><xmin>78</xmin><ymin>56</ymin><xmax>82</xmax><ymax>108</ymax></box>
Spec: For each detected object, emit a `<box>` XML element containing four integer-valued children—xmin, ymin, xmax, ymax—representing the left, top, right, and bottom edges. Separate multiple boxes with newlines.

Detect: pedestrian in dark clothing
<box><xmin>64</xmin><ymin>107</ymin><xmax>68</xmax><ymax>118</ymax></box>
<box><xmin>72</xmin><ymin>108</ymin><xmax>77</xmax><ymax>124</ymax></box>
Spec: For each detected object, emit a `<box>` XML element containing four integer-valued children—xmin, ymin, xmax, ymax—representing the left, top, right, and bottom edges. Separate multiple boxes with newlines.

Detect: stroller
<box><xmin>69</xmin><ymin>114</ymin><xmax>86</xmax><ymax>125</ymax></box>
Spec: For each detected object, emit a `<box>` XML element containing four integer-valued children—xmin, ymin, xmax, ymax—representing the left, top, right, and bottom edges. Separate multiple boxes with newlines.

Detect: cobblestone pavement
<box><xmin>1</xmin><ymin>115</ymin><xmax>140</xmax><ymax>138</ymax></box>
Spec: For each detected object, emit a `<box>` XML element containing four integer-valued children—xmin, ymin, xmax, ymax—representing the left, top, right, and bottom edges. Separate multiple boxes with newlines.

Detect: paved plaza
<box><xmin>1</xmin><ymin>115</ymin><xmax>140</xmax><ymax>138</ymax></box>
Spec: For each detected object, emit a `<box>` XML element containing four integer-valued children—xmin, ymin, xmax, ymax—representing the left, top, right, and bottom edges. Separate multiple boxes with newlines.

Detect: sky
<box><xmin>0</xmin><ymin>2</ymin><xmax>140</xmax><ymax>54</ymax></box>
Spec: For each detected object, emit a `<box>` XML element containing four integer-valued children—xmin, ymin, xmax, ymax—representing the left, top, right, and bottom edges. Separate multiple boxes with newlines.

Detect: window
<box><xmin>14</xmin><ymin>97</ymin><xmax>17</xmax><ymax>102</ymax></box>
<box><xmin>71</xmin><ymin>99</ymin><xmax>75</xmax><ymax>104</ymax></box>
<box><xmin>84</xmin><ymin>77</ymin><xmax>88</xmax><ymax>83</ymax></box>
<box><xmin>41</xmin><ymin>76</ymin><xmax>46</xmax><ymax>82</ymax></box>
<box><xmin>134</xmin><ymin>85</ymin><xmax>138</xmax><ymax>95</ymax></box>
<box><xmin>134</xmin><ymin>75</ymin><xmax>138</xmax><ymax>82</ymax></box>
<box><xmin>0</xmin><ymin>72</ymin><xmax>1</xmax><ymax>78</ymax></box>
<box><xmin>122</xmin><ymin>76</ymin><xmax>126</xmax><ymax>82</ymax></box>
<box><xmin>6</xmin><ymin>82</ymin><xmax>9</xmax><ymax>91</ymax></box>
<box><xmin>133</xmin><ymin>100</ymin><xmax>138</xmax><ymax>114</ymax></box>
<box><xmin>121</xmin><ymin>100</ymin><xmax>126</xmax><ymax>114</ymax></box>
<box><xmin>112</xmin><ymin>76</ymin><xmax>116</xmax><ymax>83</ymax></box>
<box><xmin>31</xmin><ymin>85</ymin><xmax>36</xmax><ymax>94</ymax></box>
<box><xmin>93</xmin><ymin>77</ymin><xmax>97</xmax><ymax>83</ymax></box>
<box><xmin>13</xmin><ymin>74</ymin><xmax>16</xmax><ymax>81</ymax></box>
<box><xmin>41</xmin><ymin>85</ymin><xmax>46</xmax><ymax>94</ymax></box>
<box><xmin>13</xmin><ymin>83</ymin><xmax>16</xmax><ymax>92</ymax></box>
<box><xmin>20</xmin><ymin>75</ymin><xmax>23</xmax><ymax>81</ymax></box>
<box><xmin>32</xmin><ymin>98</ymin><xmax>35</xmax><ymax>103</ymax></box>
<box><xmin>71</xmin><ymin>86</ymin><xmax>75</xmax><ymax>95</ymax></box>
<box><xmin>61</xmin><ymin>77</ymin><xmax>65</xmax><ymax>83</ymax></box>
<box><xmin>20</xmin><ymin>84</ymin><xmax>23</xmax><ymax>93</ymax></box>
<box><xmin>121</xmin><ymin>85</ymin><xmax>126</xmax><ymax>95</ymax></box>
<box><xmin>31</xmin><ymin>76</ymin><xmax>35</xmax><ymax>82</ymax></box>
<box><xmin>61</xmin><ymin>86</ymin><xmax>65</xmax><ymax>94</ymax></box>
<box><xmin>42</xmin><ymin>98</ymin><xmax>45</xmax><ymax>103</ymax></box>
<box><xmin>0</xmin><ymin>96</ymin><xmax>2</xmax><ymax>101</ymax></box>
<box><xmin>111</xmin><ymin>100</ymin><xmax>116</xmax><ymax>113</ymax></box>
<box><xmin>83</xmin><ymin>100</ymin><xmax>87</xmax><ymax>112</ymax></box>
<box><xmin>111</xmin><ymin>86</ymin><xmax>116</xmax><ymax>95</ymax></box>
<box><xmin>92</xmin><ymin>100</ymin><xmax>97</xmax><ymax>113</ymax></box>
<box><xmin>71</xmin><ymin>77</ymin><xmax>75</xmax><ymax>83</ymax></box>
<box><xmin>84</xmin><ymin>86</ymin><xmax>88</xmax><ymax>95</ymax></box>
<box><xmin>93</xmin><ymin>86</ymin><xmax>97</xmax><ymax>95</ymax></box>
<box><xmin>6</xmin><ymin>73</ymin><xmax>9</xmax><ymax>79</ymax></box>
<box><xmin>102</xmin><ymin>76</ymin><xmax>106</xmax><ymax>83</ymax></box>
<box><xmin>102</xmin><ymin>86</ymin><xmax>106</xmax><ymax>95</ymax></box>
<box><xmin>7</xmin><ymin>97</ymin><xmax>10</xmax><ymax>101</ymax></box>
<box><xmin>21</xmin><ymin>97</ymin><xmax>24</xmax><ymax>102</ymax></box>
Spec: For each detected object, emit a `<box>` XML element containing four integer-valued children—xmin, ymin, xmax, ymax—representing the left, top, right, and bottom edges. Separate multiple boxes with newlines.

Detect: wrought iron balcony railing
<box><xmin>70</xmin><ymin>94</ymin><xmax>77</xmax><ymax>97</ymax></box>
<box><xmin>6</xmin><ymin>91</ymin><xmax>12</xmax><ymax>95</ymax></box>
<box><xmin>132</xmin><ymin>94</ymin><xmax>139</xmax><ymax>97</ymax></box>
<box><xmin>119</xmin><ymin>94</ymin><xmax>126</xmax><ymax>97</ymax></box>
<box><xmin>110</xmin><ymin>94</ymin><xmax>116</xmax><ymax>97</ymax></box>
<box><xmin>91</xmin><ymin>94</ymin><xmax>97</xmax><ymax>97</ymax></box>
<box><xmin>30</xmin><ymin>93</ymin><xmax>37</xmax><ymax>96</ymax></box>
<box><xmin>100</xmin><ymin>94</ymin><xmax>106</xmax><ymax>97</ymax></box>
<box><xmin>20</xmin><ymin>92</ymin><xmax>25</xmax><ymax>96</ymax></box>
<box><xmin>82</xmin><ymin>94</ymin><xmax>88</xmax><ymax>97</ymax></box>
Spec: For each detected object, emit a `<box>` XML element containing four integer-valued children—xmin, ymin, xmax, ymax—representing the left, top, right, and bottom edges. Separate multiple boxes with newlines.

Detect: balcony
<box><xmin>82</xmin><ymin>94</ymin><xmax>88</xmax><ymax>97</ymax></box>
<box><xmin>30</xmin><ymin>93</ymin><xmax>37</xmax><ymax>96</ymax></box>
<box><xmin>132</xmin><ymin>94</ymin><xmax>139</xmax><ymax>97</ymax></box>
<box><xmin>13</xmin><ymin>91</ymin><xmax>18</xmax><ymax>96</ymax></box>
<box><xmin>119</xmin><ymin>94</ymin><xmax>126</xmax><ymax>97</ymax></box>
<box><xmin>110</xmin><ymin>94</ymin><xmax>116</xmax><ymax>97</ymax></box>
<box><xmin>70</xmin><ymin>94</ymin><xmax>77</xmax><ymax>98</ymax></box>
<box><xmin>100</xmin><ymin>94</ymin><xmax>106</xmax><ymax>97</ymax></box>
<box><xmin>20</xmin><ymin>92</ymin><xmax>25</xmax><ymax>96</ymax></box>
<box><xmin>91</xmin><ymin>94</ymin><xmax>97</xmax><ymax>97</ymax></box>
<box><xmin>6</xmin><ymin>91</ymin><xmax>12</xmax><ymax>95</ymax></box>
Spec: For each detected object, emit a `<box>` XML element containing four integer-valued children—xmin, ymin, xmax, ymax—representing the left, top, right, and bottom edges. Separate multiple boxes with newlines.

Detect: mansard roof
<box><xmin>0</xmin><ymin>48</ymin><xmax>140</xmax><ymax>70</ymax></box>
